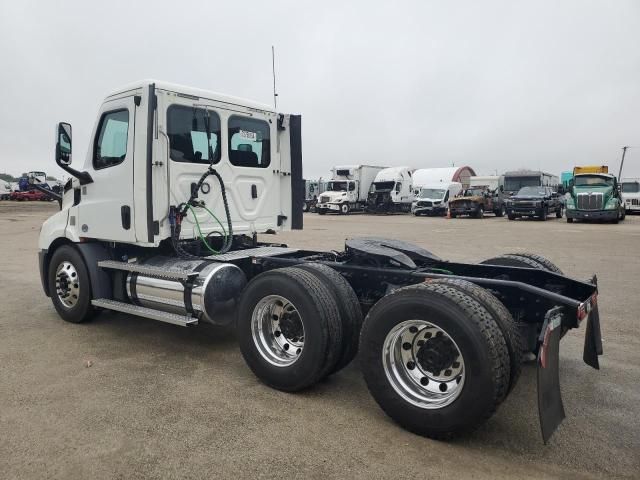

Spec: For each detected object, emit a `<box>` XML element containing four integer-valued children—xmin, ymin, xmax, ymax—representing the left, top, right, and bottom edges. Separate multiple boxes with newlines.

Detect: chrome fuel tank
<box><xmin>126</xmin><ymin>257</ymin><xmax>247</xmax><ymax>325</ymax></box>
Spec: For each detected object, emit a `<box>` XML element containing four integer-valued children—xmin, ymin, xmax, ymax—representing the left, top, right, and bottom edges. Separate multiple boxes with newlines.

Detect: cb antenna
<box><xmin>272</xmin><ymin>45</ymin><xmax>278</xmax><ymax>110</ymax></box>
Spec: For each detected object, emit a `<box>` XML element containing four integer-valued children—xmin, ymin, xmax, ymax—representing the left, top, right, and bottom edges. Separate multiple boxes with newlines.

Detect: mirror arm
<box><xmin>61</xmin><ymin>164</ymin><xmax>93</xmax><ymax>185</ymax></box>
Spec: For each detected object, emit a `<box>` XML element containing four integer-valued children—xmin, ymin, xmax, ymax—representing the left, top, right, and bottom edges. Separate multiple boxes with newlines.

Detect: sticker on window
<box><xmin>239</xmin><ymin>130</ymin><xmax>257</xmax><ymax>141</ymax></box>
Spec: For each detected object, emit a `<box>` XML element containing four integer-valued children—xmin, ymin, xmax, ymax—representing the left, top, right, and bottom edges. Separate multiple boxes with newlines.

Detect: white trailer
<box><xmin>621</xmin><ymin>178</ymin><xmax>640</xmax><ymax>213</ymax></box>
<box><xmin>366</xmin><ymin>166</ymin><xmax>414</xmax><ymax>213</ymax></box>
<box><xmin>316</xmin><ymin>164</ymin><xmax>386</xmax><ymax>214</ymax></box>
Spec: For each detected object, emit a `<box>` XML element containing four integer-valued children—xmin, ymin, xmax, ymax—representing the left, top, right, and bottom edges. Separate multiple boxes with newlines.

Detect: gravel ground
<box><xmin>1</xmin><ymin>201</ymin><xmax>639</xmax><ymax>479</ymax></box>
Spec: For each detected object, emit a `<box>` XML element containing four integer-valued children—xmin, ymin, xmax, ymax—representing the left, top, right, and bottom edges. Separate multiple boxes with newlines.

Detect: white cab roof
<box><xmin>106</xmin><ymin>79</ymin><xmax>275</xmax><ymax>113</ymax></box>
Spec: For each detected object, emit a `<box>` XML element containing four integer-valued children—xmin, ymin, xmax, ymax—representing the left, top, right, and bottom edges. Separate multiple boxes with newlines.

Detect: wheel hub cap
<box><xmin>55</xmin><ymin>261</ymin><xmax>80</xmax><ymax>308</ymax></box>
<box><xmin>382</xmin><ymin>320</ymin><xmax>465</xmax><ymax>409</ymax></box>
<box><xmin>251</xmin><ymin>295</ymin><xmax>305</xmax><ymax>367</ymax></box>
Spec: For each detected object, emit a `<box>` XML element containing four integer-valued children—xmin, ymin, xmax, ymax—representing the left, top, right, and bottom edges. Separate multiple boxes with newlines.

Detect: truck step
<box><xmin>97</xmin><ymin>260</ymin><xmax>198</xmax><ymax>280</ymax></box>
<box><xmin>91</xmin><ymin>299</ymin><xmax>198</xmax><ymax>327</ymax></box>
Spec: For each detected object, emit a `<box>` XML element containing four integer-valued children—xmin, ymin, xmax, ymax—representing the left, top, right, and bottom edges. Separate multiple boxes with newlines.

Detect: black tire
<box><xmin>480</xmin><ymin>253</ymin><xmax>547</xmax><ymax>270</ymax></box>
<box><xmin>538</xmin><ymin>207</ymin><xmax>547</xmax><ymax>221</ymax></box>
<box><xmin>237</xmin><ymin>267</ymin><xmax>342</xmax><ymax>392</ymax></box>
<box><xmin>317</xmin><ymin>209</ymin><xmax>326</xmax><ymax>215</ymax></box>
<box><xmin>339</xmin><ymin>203</ymin><xmax>350</xmax><ymax>215</ymax></box>
<box><xmin>494</xmin><ymin>205</ymin><xmax>506</xmax><ymax>217</ymax></box>
<box><xmin>556</xmin><ymin>206</ymin><xmax>563</xmax><ymax>218</ymax></box>
<box><xmin>476</xmin><ymin>206</ymin><xmax>484</xmax><ymax>219</ymax></box>
<box><xmin>508</xmin><ymin>213</ymin><xmax>516</xmax><ymax>220</ymax></box>
<box><xmin>567</xmin><ymin>217</ymin><xmax>573</xmax><ymax>223</ymax></box>
<box><xmin>302</xmin><ymin>202</ymin><xmax>309</xmax><ymax>212</ymax></box>
<box><xmin>450</xmin><ymin>212</ymin><xmax>457</xmax><ymax>218</ymax></box>
<box><xmin>502</xmin><ymin>252</ymin><xmax>563</xmax><ymax>274</ymax></box>
<box><xmin>429</xmin><ymin>278</ymin><xmax>522</xmax><ymax>398</ymax></box>
<box><xmin>297</xmin><ymin>263</ymin><xmax>363</xmax><ymax>374</ymax></box>
<box><xmin>48</xmin><ymin>245</ymin><xmax>96</xmax><ymax>323</ymax></box>
<box><xmin>360</xmin><ymin>283</ymin><xmax>510</xmax><ymax>440</ymax></box>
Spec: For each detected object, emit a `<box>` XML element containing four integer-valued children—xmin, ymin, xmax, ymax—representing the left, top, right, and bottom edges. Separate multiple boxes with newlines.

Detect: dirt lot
<box><xmin>1</xmin><ymin>201</ymin><xmax>639</xmax><ymax>479</ymax></box>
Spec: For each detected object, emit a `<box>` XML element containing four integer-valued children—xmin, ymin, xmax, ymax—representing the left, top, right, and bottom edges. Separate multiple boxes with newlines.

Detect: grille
<box><xmin>319</xmin><ymin>195</ymin><xmax>330</xmax><ymax>203</ymax></box>
<box><xmin>632</xmin><ymin>199</ymin><xmax>640</xmax><ymax>206</ymax></box>
<box><xmin>417</xmin><ymin>201</ymin><xmax>433</xmax><ymax>207</ymax></box>
<box><xmin>514</xmin><ymin>201</ymin><xmax>536</xmax><ymax>208</ymax></box>
<box><xmin>577</xmin><ymin>193</ymin><xmax>603</xmax><ymax>210</ymax></box>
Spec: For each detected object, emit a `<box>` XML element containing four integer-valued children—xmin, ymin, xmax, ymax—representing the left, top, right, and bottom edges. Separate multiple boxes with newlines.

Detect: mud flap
<box><xmin>537</xmin><ymin>307</ymin><xmax>565</xmax><ymax>444</ymax></box>
<box><xmin>583</xmin><ymin>304</ymin><xmax>603</xmax><ymax>369</ymax></box>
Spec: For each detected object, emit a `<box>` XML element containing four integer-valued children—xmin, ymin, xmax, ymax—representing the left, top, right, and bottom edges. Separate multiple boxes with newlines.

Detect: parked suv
<box><xmin>448</xmin><ymin>186</ymin><xmax>505</xmax><ymax>218</ymax></box>
<box><xmin>506</xmin><ymin>186</ymin><xmax>563</xmax><ymax>220</ymax></box>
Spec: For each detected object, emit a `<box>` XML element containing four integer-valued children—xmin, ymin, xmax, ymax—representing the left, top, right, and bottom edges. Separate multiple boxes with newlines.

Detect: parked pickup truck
<box><xmin>506</xmin><ymin>186</ymin><xmax>563</xmax><ymax>220</ymax></box>
<box><xmin>449</xmin><ymin>186</ymin><xmax>505</xmax><ymax>218</ymax></box>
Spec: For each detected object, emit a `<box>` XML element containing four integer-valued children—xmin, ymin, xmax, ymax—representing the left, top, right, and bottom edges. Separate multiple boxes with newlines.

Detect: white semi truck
<box><xmin>365</xmin><ymin>166</ymin><xmax>414</xmax><ymax>213</ymax></box>
<box><xmin>621</xmin><ymin>178</ymin><xmax>640</xmax><ymax>214</ymax></box>
<box><xmin>316</xmin><ymin>165</ymin><xmax>385</xmax><ymax>214</ymax></box>
<box><xmin>38</xmin><ymin>80</ymin><xmax>602</xmax><ymax>443</ymax></box>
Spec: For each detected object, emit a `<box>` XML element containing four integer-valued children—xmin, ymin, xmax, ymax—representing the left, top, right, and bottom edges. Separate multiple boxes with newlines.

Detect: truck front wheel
<box><xmin>359</xmin><ymin>283</ymin><xmax>509</xmax><ymax>439</ymax></box>
<box><xmin>339</xmin><ymin>203</ymin><xmax>350</xmax><ymax>215</ymax></box>
<box><xmin>237</xmin><ymin>267</ymin><xmax>343</xmax><ymax>392</ymax></box>
<box><xmin>48</xmin><ymin>245</ymin><xmax>96</xmax><ymax>323</ymax></box>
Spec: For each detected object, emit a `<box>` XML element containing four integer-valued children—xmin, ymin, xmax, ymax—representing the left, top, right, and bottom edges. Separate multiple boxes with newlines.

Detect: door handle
<box><xmin>251</xmin><ymin>185</ymin><xmax>258</xmax><ymax>199</ymax></box>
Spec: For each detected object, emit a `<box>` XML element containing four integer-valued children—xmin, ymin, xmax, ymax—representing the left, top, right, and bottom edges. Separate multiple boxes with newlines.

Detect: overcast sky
<box><xmin>0</xmin><ymin>0</ymin><xmax>639</xmax><ymax>181</ymax></box>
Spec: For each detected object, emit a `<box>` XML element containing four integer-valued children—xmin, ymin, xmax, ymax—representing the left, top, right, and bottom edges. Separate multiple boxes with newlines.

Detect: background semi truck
<box><xmin>366</xmin><ymin>166</ymin><xmax>414</xmax><ymax>213</ymax></box>
<box><xmin>565</xmin><ymin>165</ymin><xmax>626</xmax><ymax>223</ymax></box>
<box><xmin>38</xmin><ymin>80</ymin><xmax>602</xmax><ymax>443</ymax></box>
<box><xmin>316</xmin><ymin>165</ymin><xmax>385</xmax><ymax>214</ymax></box>
<box><xmin>503</xmin><ymin>170</ymin><xmax>559</xmax><ymax>195</ymax></box>
<box><xmin>621</xmin><ymin>178</ymin><xmax>640</xmax><ymax>214</ymax></box>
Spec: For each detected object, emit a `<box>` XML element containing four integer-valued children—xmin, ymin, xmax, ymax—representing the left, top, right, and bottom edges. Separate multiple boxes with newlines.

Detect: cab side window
<box><xmin>167</xmin><ymin>106</ymin><xmax>221</xmax><ymax>164</ymax></box>
<box><xmin>93</xmin><ymin>109</ymin><xmax>129</xmax><ymax>169</ymax></box>
<box><xmin>228</xmin><ymin>116</ymin><xmax>270</xmax><ymax>168</ymax></box>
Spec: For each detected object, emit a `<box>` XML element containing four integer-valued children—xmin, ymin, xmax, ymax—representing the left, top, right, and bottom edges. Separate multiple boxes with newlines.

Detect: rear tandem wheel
<box><xmin>359</xmin><ymin>283</ymin><xmax>510</xmax><ymax>439</ymax></box>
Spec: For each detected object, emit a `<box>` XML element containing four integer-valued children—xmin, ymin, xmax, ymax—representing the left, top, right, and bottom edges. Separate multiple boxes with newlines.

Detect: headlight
<box><xmin>605</xmin><ymin>197</ymin><xmax>618</xmax><ymax>209</ymax></box>
<box><xmin>434</xmin><ymin>201</ymin><xmax>441</xmax><ymax>205</ymax></box>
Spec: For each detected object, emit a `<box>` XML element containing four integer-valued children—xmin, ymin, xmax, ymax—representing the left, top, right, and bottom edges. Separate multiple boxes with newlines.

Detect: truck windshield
<box><xmin>504</xmin><ymin>176</ymin><xmax>540</xmax><ymax>191</ymax></box>
<box><xmin>574</xmin><ymin>175</ymin><xmax>614</xmax><ymax>187</ymax></box>
<box><xmin>621</xmin><ymin>181</ymin><xmax>640</xmax><ymax>193</ymax></box>
<box><xmin>327</xmin><ymin>181</ymin><xmax>350</xmax><ymax>192</ymax></box>
<box><xmin>418</xmin><ymin>188</ymin><xmax>446</xmax><ymax>199</ymax></box>
<box><xmin>517</xmin><ymin>186</ymin><xmax>547</xmax><ymax>196</ymax></box>
<box><xmin>370</xmin><ymin>181</ymin><xmax>395</xmax><ymax>192</ymax></box>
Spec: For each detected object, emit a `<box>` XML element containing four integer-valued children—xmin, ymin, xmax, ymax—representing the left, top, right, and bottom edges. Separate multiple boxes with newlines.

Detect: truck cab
<box><xmin>621</xmin><ymin>178</ymin><xmax>640</xmax><ymax>214</ymax></box>
<box><xmin>40</xmin><ymin>80</ymin><xmax>301</xmax><ymax>255</ymax></box>
<box><xmin>565</xmin><ymin>168</ymin><xmax>625</xmax><ymax>223</ymax></box>
<box><xmin>316</xmin><ymin>165</ymin><xmax>385</xmax><ymax>214</ymax></box>
<box><xmin>366</xmin><ymin>166</ymin><xmax>414</xmax><ymax>213</ymax></box>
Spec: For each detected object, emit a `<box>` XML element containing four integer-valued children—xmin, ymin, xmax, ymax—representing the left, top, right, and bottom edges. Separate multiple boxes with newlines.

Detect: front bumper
<box><xmin>316</xmin><ymin>203</ymin><xmax>341</xmax><ymax>212</ymax></box>
<box><xmin>449</xmin><ymin>205</ymin><xmax>480</xmax><ymax>216</ymax></box>
<box><xmin>413</xmin><ymin>205</ymin><xmax>446</xmax><ymax>215</ymax></box>
<box><xmin>507</xmin><ymin>205</ymin><xmax>542</xmax><ymax>216</ymax></box>
<box><xmin>38</xmin><ymin>249</ymin><xmax>50</xmax><ymax>296</ymax></box>
<box><xmin>566</xmin><ymin>209</ymin><xmax>617</xmax><ymax>220</ymax></box>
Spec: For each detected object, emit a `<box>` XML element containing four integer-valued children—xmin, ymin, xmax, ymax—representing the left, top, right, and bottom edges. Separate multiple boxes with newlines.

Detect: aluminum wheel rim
<box><xmin>382</xmin><ymin>320</ymin><xmax>465</xmax><ymax>409</ymax></box>
<box><xmin>251</xmin><ymin>295</ymin><xmax>305</xmax><ymax>367</ymax></box>
<box><xmin>55</xmin><ymin>261</ymin><xmax>80</xmax><ymax>308</ymax></box>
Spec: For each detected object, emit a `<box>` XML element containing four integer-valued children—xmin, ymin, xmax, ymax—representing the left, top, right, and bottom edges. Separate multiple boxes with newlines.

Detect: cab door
<box><xmin>165</xmin><ymin>101</ymin><xmax>280</xmax><ymax>238</ymax></box>
<box><xmin>78</xmin><ymin>96</ymin><xmax>138</xmax><ymax>242</ymax></box>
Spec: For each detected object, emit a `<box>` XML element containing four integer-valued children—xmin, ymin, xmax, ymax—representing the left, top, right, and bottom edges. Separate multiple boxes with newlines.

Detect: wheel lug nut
<box><xmin>417</xmin><ymin>340</ymin><xmax>424</xmax><ymax>347</ymax></box>
<box><xmin>274</xmin><ymin>330</ymin><xmax>281</xmax><ymax>337</ymax></box>
<box><xmin>283</xmin><ymin>343</ymin><xmax>289</xmax><ymax>351</ymax></box>
<box><xmin>433</xmin><ymin>371</ymin><xmax>441</xmax><ymax>376</ymax></box>
<box><xmin>439</xmin><ymin>383</ymin><xmax>448</xmax><ymax>392</ymax></box>
<box><xmin>409</xmin><ymin>326</ymin><xmax>418</xmax><ymax>333</ymax></box>
<box><xmin>406</xmin><ymin>361</ymin><xmax>415</xmax><ymax>370</ymax></box>
<box><xmin>452</xmin><ymin>362</ymin><xmax>460</xmax><ymax>368</ymax></box>
<box><xmin>402</xmin><ymin>342</ymin><xmax>412</xmax><ymax>350</ymax></box>
<box><xmin>425</xmin><ymin>332</ymin><xmax>432</xmax><ymax>338</ymax></box>
<box><xmin>444</xmin><ymin>369</ymin><xmax>452</xmax><ymax>376</ymax></box>
<box><xmin>272</xmin><ymin>314</ymin><xmax>278</xmax><ymax>320</ymax></box>
<box><xmin>420</xmin><ymin>377</ymin><xmax>429</xmax><ymax>386</ymax></box>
